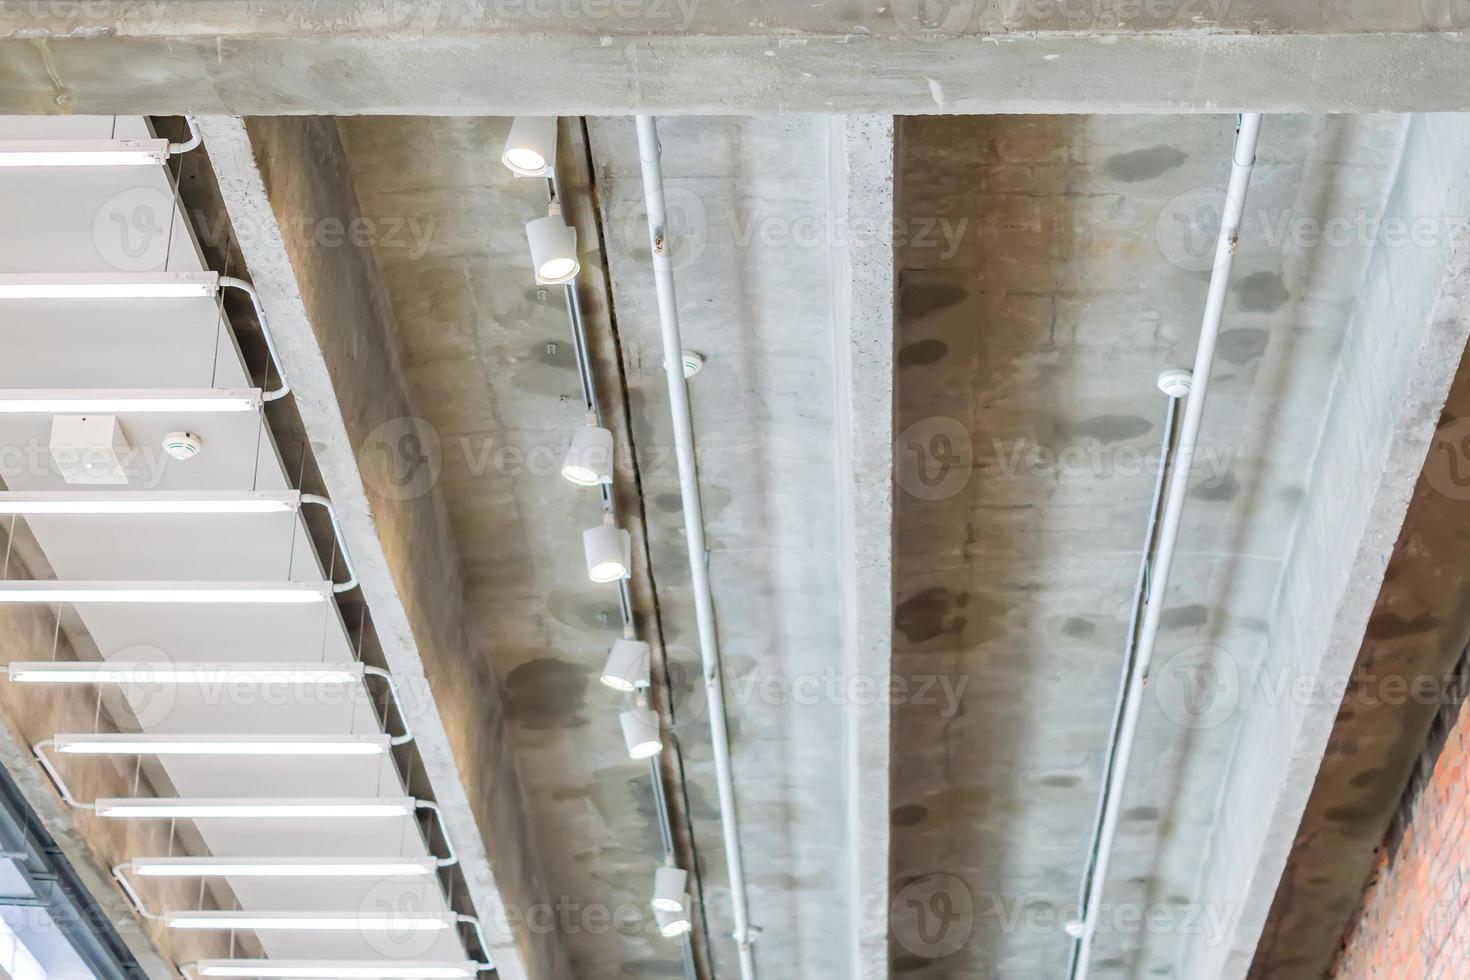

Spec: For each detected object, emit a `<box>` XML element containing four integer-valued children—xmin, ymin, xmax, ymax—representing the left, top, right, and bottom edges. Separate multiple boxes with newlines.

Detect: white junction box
<box><xmin>49</xmin><ymin>415</ymin><xmax>132</xmax><ymax>485</ymax></box>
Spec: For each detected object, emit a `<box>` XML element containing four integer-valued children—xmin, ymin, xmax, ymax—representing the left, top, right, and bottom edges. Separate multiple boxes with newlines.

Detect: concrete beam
<box><xmin>829</xmin><ymin>114</ymin><xmax>896</xmax><ymax>980</ymax></box>
<box><xmin>1181</xmin><ymin>113</ymin><xmax>1470</xmax><ymax>980</ymax></box>
<box><xmin>197</xmin><ymin>116</ymin><xmax>570</xmax><ymax>980</ymax></box>
<box><xmin>2</xmin><ymin>3</ymin><xmax>1470</xmax><ymax>113</ymax></box>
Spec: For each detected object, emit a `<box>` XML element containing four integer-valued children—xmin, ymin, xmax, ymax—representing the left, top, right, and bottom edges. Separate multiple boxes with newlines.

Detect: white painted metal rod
<box><xmin>1071</xmin><ymin>113</ymin><xmax>1263</xmax><ymax>980</ymax></box>
<box><xmin>635</xmin><ymin>114</ymin><xmax>757</xmax><ymax>980</ymax></box>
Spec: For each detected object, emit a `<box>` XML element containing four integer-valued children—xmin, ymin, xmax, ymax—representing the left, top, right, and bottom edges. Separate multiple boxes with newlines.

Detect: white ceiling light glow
<box><xmin>652</xmin><ymin>866</ymin><xmax>689</xmax><ymax>913</ymax></box>
<box><xmin>655</xmin><ymin>898</ymin><xmax>693</xmax><ymax>938</ymax></box>
<box><xmin>600</xmin><ymin>638</ymin><xmax>651</xmax><ymax>692</ymax></box>
<box><xmin>54</xmin><ymin>733</ymin><xmax>389</xmax><ymax>757</ymax></box>
<box><xmin>164</xmin><ymin>911</ymin><xmax>454</xmax><ymax>932</ymax></box>
<box><xmin>8</xmin><ymin>661</ymin><xmax>364</xmax><ymax>685</ymax></box>
<box><xmin>130</xmin><ymin>857</ymin><xmax>436</xmax><ymax>878</ymax></box>
<box><xmin>501</xmin><ymin>116</ymin><xmax>558</xmax><ymax>177</ymax></box>
<box><xmin>619</xmin><ymin>708</ymin><xmax>662</xmax><ymax>760</ymax></box>
<box><xmin>0</xmin><ymin>490</ymin><xmax>301</xmax><ymax>515</ymax></box>
<box><xmin>0</xmin><ymin>272</ymin><xmax>219</xmax><ymax>299</ymax></box>
<box><xmin>525</xmin><ymin>207</ymin><xmax>579</xmax><ymax>285</ymax></box>
<box><xmin>0</xmin><ymin>581</ymin><xmax>331</xmax><ymax>604</ymax></box>
<box><xmin>95</xmin><ymin>797</ymin><xmax>416</xmax><ymax>819</ymax></box>
<box><xmin>0</xmin><ymin>139</ymin><xmax>172</xmax><ymax>168</ymax></box>
<box><xmin>0</xmin><ymin>388</ymin><xmax>263</xmax><ymax>414</ymax></box>
<box><xmin>561</xmin><ymin>418</ymin><xmax>615</xmax><ymax>487</ymax></box>
<box><xmin>196</xmin><ymin>961</ymin><xmax>478</xmax><ymax>979</ymax></box>
<box><xmin>583</xmin><ymin>515</ymin><xmax>631</xmax><ymax>583</ymax></box>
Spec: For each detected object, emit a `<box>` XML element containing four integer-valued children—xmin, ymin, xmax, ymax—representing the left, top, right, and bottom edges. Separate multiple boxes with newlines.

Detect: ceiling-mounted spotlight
<box><xmin>652</xmin><ymin>866</ymin><xmax>689</xmax><ymax>913</ymax></box>
<box><xmin>600</xmin><ymin>637</ymin><xmax>651</xmax><ymax>692</ymax></box>
<box><xmin>526</xmin><ymin>204</ymin><xmax>579</xmax><ymax>285</ymax></box>
<box><xmin>655</xmin><ymin>897</ymin><xmax>693</xmax><ymax>938</ymax></box>
<box><xmin>501</xmin><ymin>116</ymin><xmax>558</xmax><ymax>177</ymax></box>
<box><xmin>562</xmin><ymin>416</ymin><xmax>614</xmax><ymax>487</ymax></box>
<box><xmin>619</xmin><ymin>708</ymin><xmax>662</xmax><ymax>760</ymax></box>
<box><xmin>583</xmin><ymin>513</ymin><xmax>631</xmax><ymax>583</ymax></box>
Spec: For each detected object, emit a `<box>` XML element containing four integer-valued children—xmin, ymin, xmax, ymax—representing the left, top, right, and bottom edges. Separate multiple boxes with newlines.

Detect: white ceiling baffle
<box><xmin>0</xmin><ymin>116</ymin><xmax>487</xmax><ymax>974</ymax></box>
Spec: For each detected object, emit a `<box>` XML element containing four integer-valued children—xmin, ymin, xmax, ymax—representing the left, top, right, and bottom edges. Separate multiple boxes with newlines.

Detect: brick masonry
<box><xmin>1332</xmin><ymin>659</ymin><xmax>1470</xmax><ymax>979</ymax></box>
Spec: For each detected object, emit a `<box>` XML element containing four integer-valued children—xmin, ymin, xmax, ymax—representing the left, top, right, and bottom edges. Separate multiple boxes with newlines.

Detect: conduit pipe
<box><xmin>1068</xmin><ymin>112</ymin><xmax>1263</xmax><ymax>980</ymax></box>
<box><xmin>635</xmin><ymin>115</ymin><xmax>757</xmax><ymax>980</ymax></box>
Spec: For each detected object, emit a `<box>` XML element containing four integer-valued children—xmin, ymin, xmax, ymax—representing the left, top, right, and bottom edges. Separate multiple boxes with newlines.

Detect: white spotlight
<box><xmin>600</xmin><ymin>638</ymin><xmax>650</xmax><ymax>693</ymax></box>
<box><xmin>526</xmin><ymin>206</ymin><xmax>579</xmax><ymax>285</ymax></box>
<box><xmin>655</xmin><ymin>896</ymin><xmax>692</xmax><ymax>938</ymax></box>
<box><xmin>561</xmin><ymin>418</ymin><xmax>614</xmax><ymax>487</ymax></box>
<box><xmin>501</xmin><ymin>116</ymin><xmax>557</xmax><ymax>177</ymax></box>
<box><xmin>583</xmin><ymin>514</ymin><xmax>631</xmax><ymax>583</ymax></box>
<box><xmin>619</xmin><ymin>708</ymin><xmax>662</xmax><ymax>760</ymax></box>
<box><xmin>652</xmin><ymin>866</ymin><xmax>689</xmax><ymax>913</ymax></box>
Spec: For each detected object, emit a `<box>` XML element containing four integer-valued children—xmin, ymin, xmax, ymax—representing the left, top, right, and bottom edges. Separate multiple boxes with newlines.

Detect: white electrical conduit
<box><xmin>635</xmin><ymin>115</ymin><xmax>757</xmax><ymax>980</ymax></box>
<box><xmin>1068</xmin><ymin>112</ymin><xmax>1263</xmax><ymax>980</ymax></box>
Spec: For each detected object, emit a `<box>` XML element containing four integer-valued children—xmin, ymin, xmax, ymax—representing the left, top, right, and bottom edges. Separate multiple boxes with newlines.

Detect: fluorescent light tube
<box><xmin>0</xmin><ymin>581</ymin><xmax>332</xmax><ymax>604</ymax></box>
<box><xmin>54</xmin><ymin>733</ymin><xmax>389</xmax><ymax>757</ymax></box>
<box><xmin>165</xmin><ymin>911</ymin><xmax>453</xmax><ymax>932</ymax></box>
<box><xmin>0</xmin><ymin>272</ymin><xmax>219</xmax><ymax>299</ymax></box>
<box><xmin>197</xmin><ymin>961</ymin><xmax>477</xmax><ymax>979</ymax></box>
<box><xmin>0</xmin><ymin>490</ymin><xmax>300</xmax><ymax>515</ymax></box>
<box><xmin>0</xmin><ymin>139</ymin><xmax>170</xmax><ymax>168</ymax></box>
<box><xmin>0</xmin><ymin>388</ymin><xmax>262</xmax><ymax>414</ymax></box>
<box><xmin>131</xmin><ymin>856</ymin><xmax>436</xmax><ymax>878</ymax></box>
<box><xmin>96</xmin><ymin>797</ymin><xmax>415</xmax><ymax>819</ymax></box>
<box><xmin>9</xmin><ymin>661</ymin><xmax>364</xmax><ymax>685</ymax></box>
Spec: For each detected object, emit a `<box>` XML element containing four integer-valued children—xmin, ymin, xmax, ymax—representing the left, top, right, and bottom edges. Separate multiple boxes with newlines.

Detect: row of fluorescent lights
<box><xmin>503</xmin><ymin>118</ymin><xmax>694</xmax><ymax>941</ymax></box>
<box><xmin>0</xmin><ymin>124</ymin><xmax>487</xmax><ymax>978</ymax></box>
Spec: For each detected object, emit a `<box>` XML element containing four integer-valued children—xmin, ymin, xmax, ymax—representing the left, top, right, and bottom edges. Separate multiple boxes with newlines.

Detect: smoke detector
<box><xmin>681</xmin><ymin>350</ymin><xmax>705</xmax><ymax>379</ymax></box>
<box><xmin>161</xmin><ymin>431</ymin><xmax>203</xmax><ymax>461</ymax></box>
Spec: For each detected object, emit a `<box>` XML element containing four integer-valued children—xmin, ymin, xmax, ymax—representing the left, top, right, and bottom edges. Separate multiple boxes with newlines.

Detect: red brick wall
<box><xmin>1331</xmin><ymin>671</ymin><xmax>1470</xmax><ymax>980</ymax></box>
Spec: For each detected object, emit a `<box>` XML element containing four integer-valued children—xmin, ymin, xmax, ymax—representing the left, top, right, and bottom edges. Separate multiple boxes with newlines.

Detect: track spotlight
<box><xmin>502</xmin><ymin>116</ymin><xmax>557</xmax><ymax>177</ymax></box>
<box><xmin>583</xmin><ymin>513</ymin><xmax>631</xmax><ymax>583</ymax></box>
<box><xmin>601</xmin><ymin>637</ymin><xmax>651</xmax><ymax>692</ymax></box>
<box><xmin>526</xmin><ymin>204</ymin><xmax>579</xmax><ymax>285</ymax></box>
<box><xmin>619</xmin><ymin>708</ymin><xmax>662</xmax><ymax>760</ymax></box>
<box><xmin>562</xmin><ymin>416</ymin><xmax>614</xmax><ymax>486</ymax></box>
<box><xmin>655</xmin><ymin>897</ymin><xmax>692</xmax><ymax>938</ymax></box>
<box><xmin>652</xmin><ymin>866</ymin><xmax>688</xmax><ymax>913</ymax></box>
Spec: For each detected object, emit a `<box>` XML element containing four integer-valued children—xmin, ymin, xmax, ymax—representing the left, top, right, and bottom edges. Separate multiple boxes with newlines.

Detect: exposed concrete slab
<box><xmin>197</xmin><ymin>115</ymin><xmax>570</xmax><ymax>980</ymax></box>
<box><xmin>829</xmin><ymin>114</ymin><xmax>897</xmax><ymax>980</ymax></box>
<box><xmin>4</xmin><ymin>4</ymin><xmax>1470</xmax><ymax>114</ymax></box>
<box><xmin>1185</xmin><ymin>112</ymin><xmax>1470</xmax><ymax>980</ymax></box>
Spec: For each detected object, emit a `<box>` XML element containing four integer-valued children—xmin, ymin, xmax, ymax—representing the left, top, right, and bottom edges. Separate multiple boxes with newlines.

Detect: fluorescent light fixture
<box><xmin>0</xmin><ymin>139</ymin><xmax>170</xmax><ymax>168</ymax></box>
<box><xmin>525</xmin><ymin>210</ymin><xmax>579</xmax><ymax>285</ymax></box>
<box><xmin>600</xmin><ymin>638</ymin><xmax>650</xmax><ymax>692</ymax></box>
<box><xmin>0</xmin><ymin>272</ymin><xmax>218</xmax><ymax>299</ymax></box>
<box><xmin>165</xmin><ymin>911</ymin><xmax>454</xmax><ymax>932</ymax></box>
<box><xmin>132</xmin><ymin>856</ymin><xmax>436</xmax><ymax>878</ymax></box>
<box><xmin>619</xmin><ymin>708</ymin><xmax>662</xmax><ymax>760</ymax></box>
<box><xmin>55</xmin><ymin>733</ymin><xmax>389</xmax><ymax>757</ymax></box>
<box><xmin>0</xmin><ymin>490</ymin><xmax>300</xmax><ymax>515</ymax></box>
<box><xmin>9</xmin><ymin>661</ymin><xmax>364</xmax><ymax>685</ymax></box>
<box><xmin>652</xmin><ymin>867</ymin><xmax>689</xmax><ymax>913</ymax></box>
<box><xmin>0</xmin><ymin>388</ymin><xmax>262</xmax><ymax>414</ymax></box>
<box><xmin>96</xmin><ymin>797</ymin><xmax>415</xmax><ymax>819</ymax></box>
<box><xmin>0</xmin><ymin>581</ymin><xmax>332</xmax><ymax>604</ymax></box>
<box><xmin>655</xmin><ymin>897</ymin><xmax>692</xmax><ymax>938</ymax></box>
<box><xmin>502</xmin><ymin>116</ymin><xmax>557</xmax><ymax>177</ymax></box>
<box><xmin>561</xmin><ymin>421</ymin><xmax>614</xmax><ymax>487</ymax></box>
<box><xmin>197</xmin><ymin>961</ymin><xmax>477</xmax><ymax>979</ymax></box>
<box><xmin>583</xmin><ymin>516</ymin><xmax>631</xmax><ymax>583</ymax></box>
